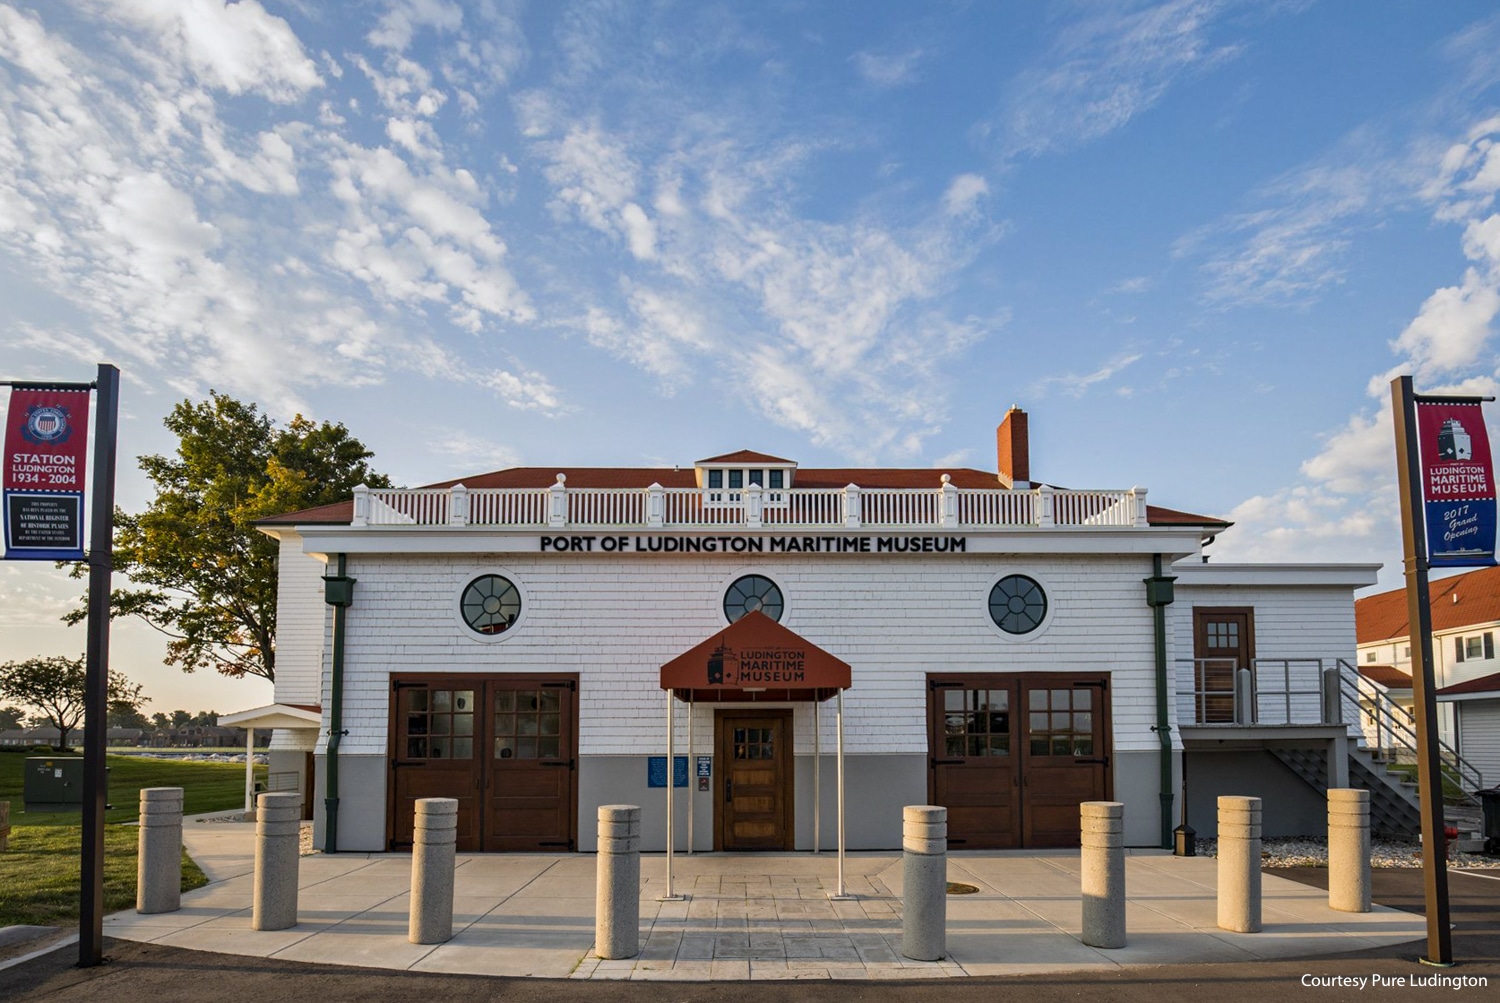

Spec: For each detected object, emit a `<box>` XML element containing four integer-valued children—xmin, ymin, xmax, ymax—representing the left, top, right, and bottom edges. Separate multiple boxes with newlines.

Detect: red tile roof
<box><xmin>1359</xmin><ymin>665</ymin><xmax>1412</xmax><ymax>689</ymax></box>
<box><xmin>1356</xmin><ymin>565</ymin><xmax>1500</xmax><ymax>643</ymax></box>
<box><xmin>1435</xmin><ymin>670</ymin><xmax>1500</xmax><ymax>698</ymax></box>
<box><xmin>696</xmin><ymin>449</ymin><xmax>796</xmax><ymax>465</ymax></box>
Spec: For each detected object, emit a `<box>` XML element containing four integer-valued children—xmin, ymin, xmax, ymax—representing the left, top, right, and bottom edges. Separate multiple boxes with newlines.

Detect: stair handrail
<box><xmin>1336</xmin><ymin>659</ymin><xmax>1483</xmax><ymax>798</ymax></box>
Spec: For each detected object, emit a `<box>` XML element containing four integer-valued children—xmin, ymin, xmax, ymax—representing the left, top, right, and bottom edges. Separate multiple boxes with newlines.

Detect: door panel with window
<box><xmin>928</xmin><ymin>673</ymin><xmax>1110</xmax><ymax>849</ymax></box>
<box><xmin>388</xmin><ymin>675</ymin><xmax>577</xmax><ymax>851</ymax></box>
<box><xmin>1192</xmin><ymin>608</ymin><xmax>1255</xmax><ymax>723</ymax></box>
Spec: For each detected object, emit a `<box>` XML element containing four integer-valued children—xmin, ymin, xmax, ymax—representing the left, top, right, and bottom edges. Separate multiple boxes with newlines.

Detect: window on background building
<box><xmin>1455</xmin><ymin>632</ymin><xmax>1495</xmax><ymax>662</ymax></box>
<box><xmin>1403</xmin><ymin>646</ymin><xmax>1411</xmax><ymax>659</ymax></box>
<box><xmin>748</xmin><ymin>469</ymin><xmax>763</xmax><ymax>486</ymax></box>
<box><xmin>1366</xmin><ymin>652</ymin><xmax>1378</xmax><ymax>662</ymax></box>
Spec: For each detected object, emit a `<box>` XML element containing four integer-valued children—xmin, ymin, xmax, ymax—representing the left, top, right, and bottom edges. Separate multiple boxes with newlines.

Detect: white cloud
<box><xmin>992</xmin><ymin>0</ymin><xmax>1243</xmax><ymax>159</ymax></box>
<box><xmin>368</xmin><ymin>0</ymin><xmax>464</xmax><ymax>52</ymax></box>
<box><xmin>942</xmin><ymin>173</ymin><xmax>988</xmax><ymax>217</ymax></box>
<box><xmin>1217</xmin><ymin>115</ymin><xmax>1500</xmax><ymax>567</ymax></box>
<box><xmin>1030</xmin><ymin>352</ymin><xmax>1143</xmax><ymax>398</ymax></box>
<box><xmin>90</xmin><ymin>0</ymin><xmax>322</xmax><ymax>102</ymax></box>
<box><xmin>852</xmin><ymin>47</ymin><xmax>926</xmax><ymax>88</ymax></box>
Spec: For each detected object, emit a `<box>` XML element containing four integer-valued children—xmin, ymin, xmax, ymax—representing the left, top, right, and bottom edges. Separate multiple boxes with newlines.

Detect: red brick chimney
<box><xmin>996</xmin><ymin>406</ymin><xmax>1029</xmax><ymax>488</ymax></box>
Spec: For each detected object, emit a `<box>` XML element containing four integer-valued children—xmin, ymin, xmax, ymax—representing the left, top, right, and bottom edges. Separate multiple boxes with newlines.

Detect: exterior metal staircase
<box><xmin>1269</xmin><ymin>746</ymin><xmax>1421</xmax><ymax>836</ymax></box>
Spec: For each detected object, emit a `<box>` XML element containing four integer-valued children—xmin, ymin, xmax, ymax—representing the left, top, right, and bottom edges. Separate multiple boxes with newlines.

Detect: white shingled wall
<box><xmin>273</xmin><ymin>532</ymin><xmax>327</xmax><ymax>708</ymax></box>
<box><xmin>316</xmin><ymin>551</ymin><xmax>1169</xmax><ymax>758</ymax></box>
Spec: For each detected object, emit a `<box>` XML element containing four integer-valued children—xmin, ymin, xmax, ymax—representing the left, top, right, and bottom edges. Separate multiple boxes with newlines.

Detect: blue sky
<box><xmin>4</xmin><ymin>0</ymin><xmax>1500</xmax><ymax>714</ymax></box>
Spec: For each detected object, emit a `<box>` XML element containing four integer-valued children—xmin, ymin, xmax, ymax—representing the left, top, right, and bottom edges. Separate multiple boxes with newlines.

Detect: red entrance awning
<box><xmin>659</xmin><ymin>611</ymin><xmax>852</xmax><ymax>702</ymax></box>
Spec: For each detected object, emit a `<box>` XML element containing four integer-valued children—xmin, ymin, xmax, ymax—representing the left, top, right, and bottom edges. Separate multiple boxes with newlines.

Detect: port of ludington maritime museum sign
<box><xmin>538</xmin><ymin>534</ymin><xmax>969</xmax><ymax>554</ymax></box>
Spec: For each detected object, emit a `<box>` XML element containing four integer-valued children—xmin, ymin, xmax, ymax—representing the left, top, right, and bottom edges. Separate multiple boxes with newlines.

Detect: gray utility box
<box><xmin>24</xmin><ymin>757</ymin><xmax>87</xmax><ymax>812</ymax></box>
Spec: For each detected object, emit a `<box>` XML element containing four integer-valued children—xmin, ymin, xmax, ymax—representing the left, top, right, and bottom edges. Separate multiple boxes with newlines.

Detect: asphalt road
<box><xmin>1</xmin><ymin>868</ymin><xmax>1495</xmax><ymax>1003</ymax></box>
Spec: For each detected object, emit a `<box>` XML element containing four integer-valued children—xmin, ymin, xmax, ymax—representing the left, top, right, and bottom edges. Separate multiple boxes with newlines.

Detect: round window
<box><xmin>461</xmin><ymin>574</ymin><xmax>521</xmax><ymax>635</ymax></box>
<box><xmin>724</xmin><ymin>574</ymin><xmax>784</xmax><ymax>623</ymax></box>
<box><xmin>989</xmin><ymin>575</ymin><xmax>1047</xmax><ymax>635</ymax></box>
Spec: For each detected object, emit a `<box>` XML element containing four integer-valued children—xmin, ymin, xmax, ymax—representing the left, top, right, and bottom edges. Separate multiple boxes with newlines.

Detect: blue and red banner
<box><xmin>1417</xmin><ymin>399</ymin><xmax>1497</xmax><ymax>568</ymax></box>
<box><xmin>3</xmin><ymin>385</ymin><xmax>90</xmax><ymax>560</ymax></box>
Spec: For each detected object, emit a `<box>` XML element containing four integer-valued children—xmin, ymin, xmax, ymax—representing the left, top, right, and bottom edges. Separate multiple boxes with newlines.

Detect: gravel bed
<box><xmin>1193</xmin><ymin>836</ymin><xmax>1500</xmax><ymax>868</ymax></box>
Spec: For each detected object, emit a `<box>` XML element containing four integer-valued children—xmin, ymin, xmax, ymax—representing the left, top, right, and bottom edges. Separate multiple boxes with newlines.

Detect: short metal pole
<box><xmin>813</xmin><ymin>699</ymin><xmax>821</xmax><ymax>854</ymax></box>
<box><xmin>831</xmin><ymin>688</ymin><xmax>849</xmax><ymax>899</ymax></box>
<box><xmin>687</xmin><ymin>694</ymin><xmax>694</xmax><ymax>855</ymax></box>
<box><xmin>659</xmin><ymin>691</ymin><xmax>684</xmax><ymax>902</ymax></box>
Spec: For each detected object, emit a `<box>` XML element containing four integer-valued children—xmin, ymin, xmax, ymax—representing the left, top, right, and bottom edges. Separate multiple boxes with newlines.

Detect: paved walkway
<box><xmin>98</xmin><ymin>817</ymin><xmax>1428</xmax><ymax>981</ymax></box>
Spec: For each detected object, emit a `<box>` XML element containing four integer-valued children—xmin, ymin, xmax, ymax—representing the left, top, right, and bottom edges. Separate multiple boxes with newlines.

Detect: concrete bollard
<box><xmin>1080</xmin><ymin>801</ymin><xmax>1126</xmax><ymax>948</ymax></box>
<box><xmin>1217</xmin><ymin>795</ymin><xmax>1262</xmax><ymax>933</ymax></box>
<box><xmin>136</xmin><ymin>787</ymin><xmax>184</xmax><ymax>914</ymax></box>
<box><xmin>901</xmin><ymin>805</ymin><xmax>947</xmax><ymax>962</ymax></box>
<box><xmin>1328</xmin><ymin>788</ymin><xmax>1371</xmax><ymax>913</ymax></box>
<box><xmin>410</xmin><ymin>798</ymin><xmax>459</xmax><ymax>944</ymax></box>
<box><xmin>595</xmin><ymin>805</ymin><xmax>641</xmax><ymax>959</ymax></box>
<box><xmin>253</xmin><ymin>791</ymin><xmax>302</xmax><ymax>931</ymax></box>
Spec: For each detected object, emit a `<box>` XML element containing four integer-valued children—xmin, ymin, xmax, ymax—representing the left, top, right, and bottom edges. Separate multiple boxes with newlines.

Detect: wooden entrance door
<box><xmin>391</xmin><ymin>681</ymin><xmax>483</xmax><ymax>850</ymax></box>
<box><xmin>1192</xmin><ymin>608</ymin><xmax>1255</xmax><ymax>723</ymax></box>
<box><xmin>1020</xmin><ymin>678</ymin><xmax>1109</xmax><ymax>847</ymax></box>
<box><xmin>928</xmin><ymin>678</ymin><xmax>1021</xmax><ymax>849</ymax></box>
<box><xmin>484</xmin><ymin>678</ymin><xmax>578</xmax><ymax>851</ymax></box>
<box><xmin>928</xmin><ymin>673</ymin><xmax>1111</xmax><ymax>849</ymax></box>
<box><xmin>388</xmin><ymin>675</ymin><xmax>578</xmax><ymax>851</ymax></box>
<box><xmin>716</xmin><ymin>710</ymin><xmax>793</xmax><ymax>850</ymax></box>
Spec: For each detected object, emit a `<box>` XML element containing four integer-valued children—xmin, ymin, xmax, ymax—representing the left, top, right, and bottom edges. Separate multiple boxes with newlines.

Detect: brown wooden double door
<box><xmin>928</xmin><ymin>673</ymin><xmax>1111</xmax><ymax>849</ymax></box>
<box><xmin>715</xmin><ymin>710</ymin><xmax>793</xmax><ymax>851</ymax></box>
<box><xmin>388</xmin><ymin>674</ymin><xmax>578</xmax><ymax>852</ymax></box>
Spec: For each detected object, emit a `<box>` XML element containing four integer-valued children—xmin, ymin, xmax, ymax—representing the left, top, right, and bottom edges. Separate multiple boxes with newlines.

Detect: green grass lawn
<box><xmin>0</xmin><ymin>749</ymin><xmax>263</xmax><ymax>825</ymax></box>
<box><xmin>0</xmin><ymin>750</ymin><xmax>261</xmax><ymax>926</ymax></box>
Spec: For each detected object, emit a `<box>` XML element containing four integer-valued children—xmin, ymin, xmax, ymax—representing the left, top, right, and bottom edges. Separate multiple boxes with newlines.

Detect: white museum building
<box><xmin>225</xmin><ymin>408</ymin><xmax>1436</xmax><ymax>854</ymax></box>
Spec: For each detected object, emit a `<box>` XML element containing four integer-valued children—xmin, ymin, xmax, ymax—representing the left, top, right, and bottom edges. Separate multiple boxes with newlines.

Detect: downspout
<box><xmin>322</xmin><ymin>554</ymin><xmax>355</xmax><ymax>852</ymax></box>
<box><xmin>1144</xmin><ymin>554</ymin><xmax>1177</xmax><ymax>849</ymax></box>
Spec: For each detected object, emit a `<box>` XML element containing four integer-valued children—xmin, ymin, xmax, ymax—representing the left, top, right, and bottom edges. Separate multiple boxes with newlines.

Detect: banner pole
<box><xmin>1390</xmin><ymin>374</ymin><xmax>1453</xmax><ymax>967</ymax></box>
<box><xmin>79</xmin><ymin>363</ymin><xmax>119</xmax><ymax>967</ymax></box>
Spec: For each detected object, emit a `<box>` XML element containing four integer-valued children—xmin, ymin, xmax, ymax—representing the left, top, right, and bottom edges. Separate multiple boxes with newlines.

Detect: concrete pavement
<box><xmin>86</xmin><ymin>814</ymin><xmax>1429</xmax><ymax>981</ymax></box>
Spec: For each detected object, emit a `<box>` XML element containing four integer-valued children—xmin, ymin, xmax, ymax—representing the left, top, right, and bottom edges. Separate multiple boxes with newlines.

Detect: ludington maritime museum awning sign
<box><xmin>1417</xmin><ymin>398</ymin><xmax>1497</xmax><ymax>567</ymax></box>
<box><xmin>3</xmin><ymin>385</ymin><xmax>90</xmax><ymax>560</ymax></box>
<box><xmin>660</xmin><ymin>611</ymin><xmax>852</xmax><ymax>699</ymax></box>
<box><xmin>541</xmin><ymin>534</ymin><xmax>968</xmax><ymax>553</ymax></box>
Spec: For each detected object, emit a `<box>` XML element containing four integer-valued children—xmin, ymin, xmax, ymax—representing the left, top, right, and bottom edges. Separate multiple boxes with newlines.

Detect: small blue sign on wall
<box><xmin>647</xmin><ymin>755</ymin><xmax>689</xmax><ymax>788</ymax></box>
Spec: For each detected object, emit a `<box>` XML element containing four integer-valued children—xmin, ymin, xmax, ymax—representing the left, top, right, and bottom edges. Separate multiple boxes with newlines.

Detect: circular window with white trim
<box><xmin>724</xmin><ymin>574</ymin><xmax>784</xmax><ymax>623</ymax></box>
<box><xmin>461</xmin><ymin>574</ymin><xmax>522</xmax><ymax>636</ymax></box>
<box><xmin>988</xmin><ymin>574</ymin><xmax>1047</xmax><ymax>635</ymax></box>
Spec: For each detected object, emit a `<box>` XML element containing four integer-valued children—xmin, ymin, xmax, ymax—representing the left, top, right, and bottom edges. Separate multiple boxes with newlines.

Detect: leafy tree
<box><xmin>171</xmin><ymin>709</ymin><xmax>192</xmax><ymax>728</ymax></box>
<box><xmin>0</xmin><ymin>655</ymin><xmax>146</xmax><ymax>750</ymax></box>
<box><xmin>67</xmin><ymin>393</ymin><xmax>389</xmax><ymax>683</ymax></box>
<box><xmin>150</xmin><ymin>712</ymin><xmax>171</xmax><ymax>731</ymax></box>
<box><xmin>0</xmin><ymin>705</ymin><xmax>27</xmax><ymax>731</ymax></box>
<box><xmin>107</xmin><ymin>701</ymin><xmax>151</xmax><ymax>730</ymax></box>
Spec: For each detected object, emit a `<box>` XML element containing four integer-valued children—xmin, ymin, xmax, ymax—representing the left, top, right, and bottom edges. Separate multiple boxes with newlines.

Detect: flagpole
<box><xmin>80</xmin><ymin>363</ymin><xmax>119</xmax><ymax>966</ymax></box>
<box><xmin>1390</xmin><ymin>375</ymin><xmax>1453</xmax><ymax>967</ymax></box>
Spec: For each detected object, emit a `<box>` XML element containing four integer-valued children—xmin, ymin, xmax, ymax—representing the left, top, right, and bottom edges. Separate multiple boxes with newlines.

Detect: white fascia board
<box><xmin>1171</xmin><ymin>562</ymin><xmax>1382</xmax><ymax>588</ymax></box>
<box><xmin>291</xmin><ymin>525</ymin><xmax>1206</xmax><ymax>560</ymax></box>
<box><xmin>220</xmin><ymin>703</ymin><xmax>322</xmax><ymax>729</ymax></box>
<box><xmin>1437</xmin><ymin>690</ymin><xmax>1500</xmax><ymax>703</ymax></box>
